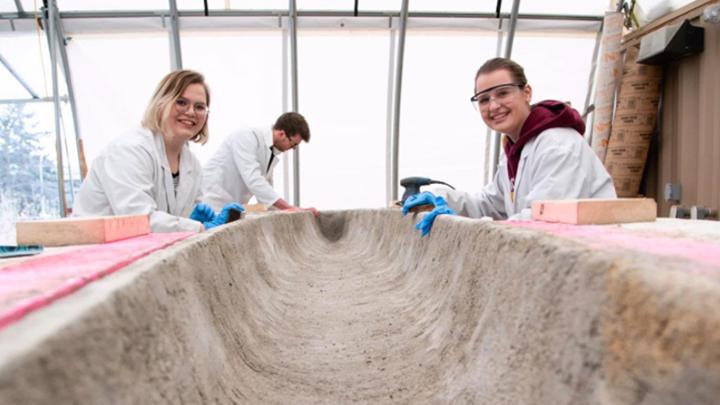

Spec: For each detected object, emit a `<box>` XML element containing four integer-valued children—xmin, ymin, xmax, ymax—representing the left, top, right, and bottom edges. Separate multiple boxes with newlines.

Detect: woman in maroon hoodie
<box><xmin>404</xmin><ymin>57</ymin><xmax>615</xmax><ymax>234</ymax></box>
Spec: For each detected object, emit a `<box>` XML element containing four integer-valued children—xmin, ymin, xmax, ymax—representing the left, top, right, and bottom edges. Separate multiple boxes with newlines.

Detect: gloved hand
<box><xmin>415</xmin><ymin>196</ymin><xmax>456</xmax><ymax>237</ymax></box>
<box><xmin>203</xmin><ymin>202</ymin><xmax>245</xmax><ymax>230</ymax></box>
<box><xmin>402</xmin><ymin>191</ymin><xmax>437</xmax><ymax>216</ymax></box>
<box><xmin>190</xmin><ymin>203</ymin><xmax>216</xmax><ymax>223</ymax></box>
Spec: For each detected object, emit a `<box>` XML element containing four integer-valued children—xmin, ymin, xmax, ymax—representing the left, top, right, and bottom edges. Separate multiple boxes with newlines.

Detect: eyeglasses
<box><xmin>470</xmin><ymin>83</ymin><xmax>524</xmax><ymax>111</ymax></box>
<box><xmin>286</xmin><ymin>133</ymin><xmax>301</xmax><ymax>149</ymax></box>
<box><xmin>174</xmin><ymin>97</ymin><xmax>209</xmax><ymax>117</ymax></box>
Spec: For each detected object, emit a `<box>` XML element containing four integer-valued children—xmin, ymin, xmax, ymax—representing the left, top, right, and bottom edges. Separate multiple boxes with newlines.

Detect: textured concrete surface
<box><xmin>0</xmin><ymin>210</ymin><xmax>719</xmax><ymax>404</ymax></box>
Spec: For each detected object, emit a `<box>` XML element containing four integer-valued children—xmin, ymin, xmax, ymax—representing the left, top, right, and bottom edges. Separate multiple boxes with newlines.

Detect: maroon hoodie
<box><xmin>502</xmin><ymin>100</ymin><xmax>585</xmax><ymax>192</ymax></box>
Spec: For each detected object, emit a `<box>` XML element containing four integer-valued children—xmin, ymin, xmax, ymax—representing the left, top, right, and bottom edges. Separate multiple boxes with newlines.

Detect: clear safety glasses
<box><xmin>470</xmin><ymin>83</ymin><xmax>524</xmax><ymax>111</ymax></box>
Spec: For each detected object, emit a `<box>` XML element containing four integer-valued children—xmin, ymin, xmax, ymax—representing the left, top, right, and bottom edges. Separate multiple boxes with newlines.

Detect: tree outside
<box><xmin>0</xmin><ymin>104</ymin><xmax>61</xmax><ymax>243</ymax></box>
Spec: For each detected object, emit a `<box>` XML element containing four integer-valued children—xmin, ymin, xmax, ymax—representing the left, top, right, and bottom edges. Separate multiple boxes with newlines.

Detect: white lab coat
<box><xmin>201</xmin><ymin>127</ymin><xmax>281</xmax><ymax>211</ymax></box>
<box><xmin>73</xmin><ymin>127</ymin><xmax>204</xmax><ymax>232</ymax></box>
<box><xmin>439</xmin><ymin>127</ymin><xmax>616</xmax><ymax>219</ymax></box>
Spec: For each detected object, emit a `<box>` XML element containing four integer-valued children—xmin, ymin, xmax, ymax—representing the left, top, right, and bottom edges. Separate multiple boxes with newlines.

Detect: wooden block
<box><xmin>409</xmin><ymin>204</ymin><xmax>434</xmax><ymax>213</ymax></box>
<box><xmin>531</xmin><ymin>198</ymin><xmax>657</xmax><ymax>225</ymax></box>
<box><xmin>245</xmin><ymin>204</ymin><xmax>268</xmax><ymax>213</ymax></box>
<box><xmin>16</xmin><ymin>215</ymin><xmax>151</xmax><ymax>246</ymax></box>
<box><xmin>388</xmin><ymin>201</ymin><xmax>433</xmax><ymax>213</ymax></box>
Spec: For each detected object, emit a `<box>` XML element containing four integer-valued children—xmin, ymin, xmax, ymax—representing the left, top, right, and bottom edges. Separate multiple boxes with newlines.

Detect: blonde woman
<box><xmin>73</xmin><ymin>70</ymin><xmax>242</xmax><ymax>232</ymax></box>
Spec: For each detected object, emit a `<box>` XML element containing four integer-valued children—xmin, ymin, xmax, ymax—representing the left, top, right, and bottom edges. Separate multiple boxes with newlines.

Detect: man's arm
<box><xmin>231</xmin><ymin>131</ymin><xmax>281</xmax><ymax>206</ymax></box>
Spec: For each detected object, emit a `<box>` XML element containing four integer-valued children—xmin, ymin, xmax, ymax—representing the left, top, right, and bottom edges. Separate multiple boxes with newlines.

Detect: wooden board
<box><xmin>409</xmin><ymin>204</ymin><xmax>434</xmax><ymax>213</ymax></box>
<box><xmin>531</xmin><ymin>198</ymin><xmax>657</xmax><ymax>225</ymax></box>
<box><xmin>16</xmin><ymin>215</ymin><xmax>151</xmax><ymax>246</ymax></box>
<box><xmin>388</xmin><ymin>201</ymin><xmax>433</xmax><ymax>213</ymax></box>
<box><xmin>621</xmin><ymin>0</ymin><xmax>715</xmax><ymax>50</ymax></box>
<box><xmin>245</xmin><ymin>204</ymin><xmax>268</xmax><ymax>213</ymax></box>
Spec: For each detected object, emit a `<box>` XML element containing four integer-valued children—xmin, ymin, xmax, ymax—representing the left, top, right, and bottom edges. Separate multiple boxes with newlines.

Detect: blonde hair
<box><xmin>141</xmin><ymin>70</ymin><xmax>210</xmax><ymax>145</ymax></box>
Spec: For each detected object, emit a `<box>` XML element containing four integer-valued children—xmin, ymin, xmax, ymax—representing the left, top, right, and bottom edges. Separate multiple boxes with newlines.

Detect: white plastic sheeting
<box><xmin>296</xmin><ymin>30</ymin><xmax>389</xmax><ymax>208</ymax></box>
<box><xmin>1</xmin><ymin>0</ymin><xmax>608</xmax><ymax>211</ymax></box>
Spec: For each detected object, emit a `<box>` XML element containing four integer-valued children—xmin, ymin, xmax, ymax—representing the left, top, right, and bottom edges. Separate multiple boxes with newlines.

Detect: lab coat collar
<box><xmin>513</xmin><ymin>150</ymin><xmax>531</xmax><ymax>197</ymax></box>
<box><xmin>152</xmin><ymin>130</ymin><xmax>195</xmax><ymax>214</ymax></box>
<box><xmin>153</xmin><ymin>131</ymin><xmax>195</xmax><ymax>174</ymax></box>
<box><xmin>151</xmin><ymin>132</ymin><xmax>178</xmax><ymax>212</ymax></box>
<box><xmin>175</xmin><ymin>141</ymin><xmax>198</xmax><ymax>213</ymax></box>
<box><xmin>264</xmin><ymin>127</ymin><xmax>282</xmax><ymax>158</ymax></box>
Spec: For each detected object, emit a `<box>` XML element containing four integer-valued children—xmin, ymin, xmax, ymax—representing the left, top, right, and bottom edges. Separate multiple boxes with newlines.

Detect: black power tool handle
<box><xmin>399</xmin><ymin>177</ymin><xmax>455</xmax><ymax>203</ymax></box>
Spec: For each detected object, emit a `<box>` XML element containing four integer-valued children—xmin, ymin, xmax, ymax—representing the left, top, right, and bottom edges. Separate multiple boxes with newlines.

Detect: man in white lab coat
<box><xmin>201</xmin><ymin>112</ymin><xmax>318</xmax><ymax>215</ymax></box>
<box><xmin>404</xmin><ymin>57</ymin><xmax>616</xmax><ymax>234</ymax></box>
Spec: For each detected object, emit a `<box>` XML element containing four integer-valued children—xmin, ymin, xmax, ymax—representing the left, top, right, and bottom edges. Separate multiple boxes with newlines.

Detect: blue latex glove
<box><xmin>190</xmin><ymin>203</ymin><xmax>216</xmax><ymax>223</ymax></box>
<box><xmin>402</xmin><ymin>191</ymin><xmax>437</xmax><ymax>216</ymax></box>
<box><xmin>203</xmin><ymin>202</ymin><xmax>245</xmax><ymax>230</ymax></box>
<box><xmin>415</xmin><ymin>196</ymin><xmax>456</xmax><ymax>237</ymax></box>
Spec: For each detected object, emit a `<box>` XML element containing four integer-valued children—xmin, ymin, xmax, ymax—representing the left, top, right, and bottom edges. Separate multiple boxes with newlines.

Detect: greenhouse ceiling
<box><xmin>0</xmin><ymin>1</ymin><xmax>696</xmax><ymax>34</ymax></box>
<box><xmin>0</xmin><ymin>0</ymin><xmax>700</xmax><ymax>214</ymax></box>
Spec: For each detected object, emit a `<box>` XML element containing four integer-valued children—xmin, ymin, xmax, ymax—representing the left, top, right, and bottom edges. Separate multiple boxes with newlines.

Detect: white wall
<box><xmin>0</xmin><ymin>22</ymin><xmax>597</xmax><ymax>217</ymax></box>
<box><xmin>62</xmin><ymin>26</ymin><xmax>595</xmax><ymax>209</ymax></box>
<box><xmin>297</xmin><ymin>29</ymin><xmax>389</xmax><ymax>209</ymax></box>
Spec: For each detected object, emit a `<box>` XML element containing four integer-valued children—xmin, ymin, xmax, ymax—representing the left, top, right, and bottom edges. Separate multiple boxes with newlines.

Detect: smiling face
<box><xmin>164</xmin><ymin>83</ymin><xmax>208</xmax><ymax>142</ymax></box>
<box><xmin>475</xmin><ymin>68</ymin><xmax>532</xmax><ymax>142</ymax></box>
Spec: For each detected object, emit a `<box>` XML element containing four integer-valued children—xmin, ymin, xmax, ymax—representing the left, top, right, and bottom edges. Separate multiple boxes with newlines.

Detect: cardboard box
<box><xmin>615</xmin><ymin>94</ymin><xmax>660</xmax><ymax>113</ymax></box>
<box><xmin>603</xmin><ymin>45</ymin><xmax>661</xmax><ymax>198</ymax></box>
<box><xmin>606</xmin><ymin>145</ymin><xmax>650</xmax><ymax>161</ymax></box>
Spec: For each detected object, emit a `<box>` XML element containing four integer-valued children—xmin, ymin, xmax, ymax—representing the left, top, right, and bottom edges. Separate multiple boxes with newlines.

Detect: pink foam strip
<box><xmin>506</xmin><ymin>221</ymin><xmax>720</xmax><ymax>271</ymax></box>
<box><xmin>0</xmin><ymin>232</ymin><xmax>192</xmax><ymax>330</ymax></box>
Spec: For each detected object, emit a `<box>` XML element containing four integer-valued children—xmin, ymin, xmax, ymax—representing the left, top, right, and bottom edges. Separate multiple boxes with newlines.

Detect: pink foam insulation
<box><xmin>0</xmin><ymin>232</ymin><xmax>192</xmax><ymax>330</ymax></box>
<box><xmin>507</xmin><ymin>221</ymin><xmax>720</xmax><ymax>270</ymax></box>
<box><xmin>2</xmin><ymin>211</ymin><xmax>720</xmax><ymax>403</ymax></box>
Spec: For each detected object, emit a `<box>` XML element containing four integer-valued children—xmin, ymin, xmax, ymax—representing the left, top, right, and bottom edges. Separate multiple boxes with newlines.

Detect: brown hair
<box><xmin>142</xmin><ymin>70</ymin><xmax>211</xmax><ymax>145</ymax></box>
<box><xmin>475</xmin><ymin>57</ymin><xmax>528</xmax><ymax>90</ymax></box>
<box><xmin>273</xmin><ymin>112</ymin><xmax>311</xmax><ymax>143</ymax></box>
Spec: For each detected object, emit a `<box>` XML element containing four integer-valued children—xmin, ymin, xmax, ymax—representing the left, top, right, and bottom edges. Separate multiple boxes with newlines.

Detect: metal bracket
<box><xmin>664</xmin><ymin>183</ymin><xmax>681</xmax><ymax>202</ymax></box>
<box><xmin>690</xmin><ymin>206</ymin><xmax>718</xmax><ymax>220</ymax></box>
<box><xmin>669</xmin><ymin>205</ymin><xmax>690</xmax><ymax>219</ymax></box>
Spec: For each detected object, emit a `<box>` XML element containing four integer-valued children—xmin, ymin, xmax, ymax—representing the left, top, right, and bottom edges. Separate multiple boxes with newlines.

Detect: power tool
<box><xmin>400</xmin><ymin>176</ymin><xmax>455</xmax><ymax>204</ymax></box>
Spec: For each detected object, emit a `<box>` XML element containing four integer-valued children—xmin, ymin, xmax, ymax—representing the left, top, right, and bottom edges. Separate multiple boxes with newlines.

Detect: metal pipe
<box><xmin>47</xmin><ymin>0</ymin><xmax>67</xmax><ymax>217</ymax></box>
<box><xmin>503</xmin><ymin>0</ymin><xmax>521</xmax><ymax>58</ymax></box>
<box><xmin>385</xmin><ymin>18</ymin><xmax>396</xmax><ymax>204</ymax></box>
<box><xmin>583</xmin><ymin>20</ymin><xmax>604</xmax><ymax>145</ymax></box>
<box><xmin>281</xmin><ymin>16</ymin><xmax>290</xmax><ymax>202</ymax></box>
<box><xmin>495</xmin><ymin>0</ymin><xmax>503</xmax><ymax>18</ymax></box>
<box><xmin>13</xmin><ymin>0</ymin><xmax>23</xmax><ymax>14</ymax></box>
<box><xmin>60</xmin><ymin>112</ymin><xmax>76</xmax><ymax>199</ymax></box>
<box><xmin>53</xmin><ymin>12</ymin><xmax>87</xmax><ymax>179</ymax></box>
<box><xmin>0</xmin><ymin>52</ymin><xmax>39</xmax><ymax>98</ymax></box>
<box><xmin>389</xmin><ymin>0</ymin><xmax>409</xmax><ymax>201</ymax></box>
<box><xmin>490</xmin><ymin>0</ymin><xmax>521</xmax><ymax>176</ymax></box>
<box><xmin>0</xmin><ymin>10</ymin><xmax>604</xmax><ymax>21</ymax></box>
<box><xmin>484</xmin><ymin>17</ymin><xmax>504</xmax><ymax>185</ymax></box>
<box><xmin>0</xmin><ymin>96</ymin><xmax>68</xmax><ymax>104</ymax></box>
<box><xmin>289</xmin><ymin>0</ymin><xmax>300</xmax><ymax>205</ymax></box>
<box><xmin>691</xmin><ymin>206</ymin><xmax>718</xmax><ymax>220</ymax></box>
<box><xmin>168</xmin><ymin>0</ymin><xmax>183</xmax><ymax>69</ymax></box>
